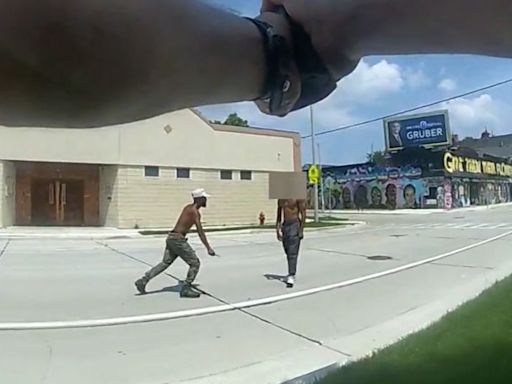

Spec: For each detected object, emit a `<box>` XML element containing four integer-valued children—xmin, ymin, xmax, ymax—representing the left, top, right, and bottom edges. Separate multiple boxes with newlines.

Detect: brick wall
<box><xmin>113</xmin><ymin>165</ymin><xmax>276</xmax><ymax>229</ymax></box>
<box><xmin>99</xmin><ymin>165</ymin><xmax>119</xmax><ymax>227</ymax></box>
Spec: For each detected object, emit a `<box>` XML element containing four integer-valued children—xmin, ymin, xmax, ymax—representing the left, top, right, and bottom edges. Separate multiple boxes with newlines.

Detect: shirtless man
<box><xmin>135</xmin><ymin>188</ymin><xmax>215</xmax><ymax>298</ymax></box>
<box><xmin>276</xmin><ymin>199</ymin><xmax>306</xmax><ymax>288</ymax></box>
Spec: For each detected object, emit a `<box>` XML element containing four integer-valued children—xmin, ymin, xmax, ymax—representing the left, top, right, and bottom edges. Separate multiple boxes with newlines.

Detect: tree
<box><xmin>223</xmin><ymin>113</ymin><xmax>249</xmax><ymax>127</ymax></box>
<box><xmin>366</xmin><ymin>150</ymin><xmax>386</xmax><ymax>165</ymax></box>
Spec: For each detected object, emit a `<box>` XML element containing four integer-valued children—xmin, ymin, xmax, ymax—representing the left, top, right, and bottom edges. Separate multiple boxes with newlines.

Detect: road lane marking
<box><xmin>457</xmin><ymin>223</ymin><xmax>476</xmax><ymax>228</ymax></box>
<box><xmin>2</xmin><ymin>230</ymin><xmax>511</xmax><ymax>331</ymax></box>
<box><xmin>487</xmin><ymin>223</ymin><xmax>508</xmax><ymax>229</ymax></box>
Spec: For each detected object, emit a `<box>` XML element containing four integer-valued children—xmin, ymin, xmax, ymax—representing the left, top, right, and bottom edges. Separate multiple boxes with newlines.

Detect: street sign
<box><xmin>308</xmin><ymin>164</ymin><xmax>319</xmax><ymax>184</ymax></box>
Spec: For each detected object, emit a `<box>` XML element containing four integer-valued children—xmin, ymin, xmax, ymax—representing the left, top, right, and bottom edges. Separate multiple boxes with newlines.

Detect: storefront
<box><xmin>440</xmin><ymin>151</ymin><xmax>512</xmax><ymax>209</ymax></box>
<box><xmin>308</xmin><ymin>150</ymin><xmax>512</xmax><ymax>211</ymax></box>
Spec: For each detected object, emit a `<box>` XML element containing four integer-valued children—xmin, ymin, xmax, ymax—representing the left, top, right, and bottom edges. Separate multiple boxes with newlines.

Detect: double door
<box><xmin>31</xmin><ymin>179</ymin><xmax>84</xmax><ymax>226</ymax></box>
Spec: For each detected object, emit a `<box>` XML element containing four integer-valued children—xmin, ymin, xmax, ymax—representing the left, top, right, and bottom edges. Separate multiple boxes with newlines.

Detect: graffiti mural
<box><xmin>313</xmin><ymin>164</ymin><xmax>426</xmax><ymax>210</ymax></box>
<box><xmin>443</xmin><ymin>180</ymin><xmax>453</xmax><ymax>210</ymax></box>
<box><xmin>451</xmin><ymin>180</ymin><xmax>471</xmax><ymax>208</ymax></box>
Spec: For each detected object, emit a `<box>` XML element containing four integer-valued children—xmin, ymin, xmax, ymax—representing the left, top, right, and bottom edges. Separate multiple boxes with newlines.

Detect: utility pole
<box><xmin>310</xmin><ymin>106</ymin><xmax>319</xmax><ymax>222</ymax></box>
<box><xmin>318</xmin><ymin>142</ymin><xmax>325</xmax><ymax>212</ymax></box>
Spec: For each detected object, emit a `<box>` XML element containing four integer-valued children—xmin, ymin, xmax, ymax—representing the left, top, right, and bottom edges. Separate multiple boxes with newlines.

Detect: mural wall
<box><xmin>310</xmin><ymin>165</ymin><xmax>426</xmax><ymax>210</ymax></box>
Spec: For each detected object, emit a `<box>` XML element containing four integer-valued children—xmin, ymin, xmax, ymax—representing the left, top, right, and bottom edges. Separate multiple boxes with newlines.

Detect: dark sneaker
<box><xmin>180</xmin><ymin>285</ymin><xmax>201</xmax><ymax>298</ymax></box>
<box><xmin>135</xmin><ymin>279</ymin><xmax>147</xmax><ymax>294</ymax></box>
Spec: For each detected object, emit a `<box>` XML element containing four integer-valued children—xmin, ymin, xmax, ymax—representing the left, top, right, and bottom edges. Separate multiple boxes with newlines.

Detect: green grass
<box><xmin>313</xmin><ymin>216</ymin><xmax>348</xmax><ymax>222</ymax></box>
<box><xmin>139</xmin><ymin>219</ymin><xmax>346</xmax><ymax>235</ymax></box>
<box><xmin>318</xmin><ymin>275</ymin><xmax>512</xmax><ymax>384</ymax></box>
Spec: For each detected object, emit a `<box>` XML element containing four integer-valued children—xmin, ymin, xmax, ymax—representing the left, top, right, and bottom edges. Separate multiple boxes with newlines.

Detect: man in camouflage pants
<box><xmin>135</xmin><ymin>189</ymin><xmax>216</xmax><ymax>298</ymax></box>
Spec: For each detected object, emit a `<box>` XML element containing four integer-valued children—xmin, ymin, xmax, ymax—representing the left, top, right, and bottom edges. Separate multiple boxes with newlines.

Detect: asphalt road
<box><xmin>1</xmin><ymin>206</ymin><xmax>512</xmax><ymax>384</ymax></box>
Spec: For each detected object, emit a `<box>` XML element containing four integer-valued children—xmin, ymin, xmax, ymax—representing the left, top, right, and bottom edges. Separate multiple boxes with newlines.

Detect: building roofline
<box><xmin>190</xmin><ymin>108</ymin><xmax>300</xmax><ymax>140</ymax></box>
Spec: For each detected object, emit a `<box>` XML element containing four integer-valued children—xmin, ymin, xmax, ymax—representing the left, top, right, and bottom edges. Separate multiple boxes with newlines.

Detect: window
<box><xmin>240</xmin><ymin>170</ymin><xmax>252</xmax><ymax>180</ymax></box>
<box><xmin>220</xmin><ymin>170</ymin><xmax>233</xmax><ymax>180</ymax></box>
<box><xmin>144</xmin><ymin>166</ymin><xmax>159</xmax><ymax>177</ymax></box>
<box><xmin>177</xmin><ymin>168</ymin><xmax>190</xmax><ymax>179</ymax></box>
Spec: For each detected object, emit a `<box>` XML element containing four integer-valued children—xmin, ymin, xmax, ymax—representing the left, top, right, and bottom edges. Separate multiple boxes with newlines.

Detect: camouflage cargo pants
<box><xmin>142</xmin><ymin>233</ymin><xmax>200</xmax><ymax>285</ymax></box>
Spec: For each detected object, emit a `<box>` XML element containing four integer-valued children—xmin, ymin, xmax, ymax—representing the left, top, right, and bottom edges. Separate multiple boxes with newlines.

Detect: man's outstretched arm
<box><xmin>0</xmin><ymin>0</ymin><xmax>272</xmax><ymax>127</ymax></box>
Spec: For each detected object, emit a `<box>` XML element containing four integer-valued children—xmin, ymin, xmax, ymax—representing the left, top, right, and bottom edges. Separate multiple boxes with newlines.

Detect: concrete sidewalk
<box><xmin>0</xmin><ymin>226</ymin><xmax>142</xmax><ymax>239</ymax></box>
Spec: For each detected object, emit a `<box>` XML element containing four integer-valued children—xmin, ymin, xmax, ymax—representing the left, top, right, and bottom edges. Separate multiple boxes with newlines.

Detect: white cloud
<box><xmin>338</xmin><ymin>59</ymin><xmax>404</xmax><ymax>100</ymax></box>
<box><xmin>438</xmin><ymin>78</ymin><xmax>457</xmax><ymax>92</ymax></box>
<box><xmin>404</xmin><ymin>68</ymin><xmax>431</xmax><ymax>88</ymax></box>
<box><xmin>441</xmin><ymin>94</ymin><xmax>506</xmax><ymax>138</ymax></box>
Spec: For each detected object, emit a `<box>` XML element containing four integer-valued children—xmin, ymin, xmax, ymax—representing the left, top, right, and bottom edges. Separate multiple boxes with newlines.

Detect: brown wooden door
<box><xmin>31</xmin><ymin>179</ymin><xmax>84</xmax><ymax>226</ymax></box>
<box><xmin>60</xmin><ymin>180</ymin><xmax>84</xmax><ymax>226</ymax></box>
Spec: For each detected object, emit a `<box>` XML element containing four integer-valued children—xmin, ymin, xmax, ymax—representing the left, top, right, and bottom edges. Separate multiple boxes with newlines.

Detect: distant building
<box><xmin>458</xmin><ymin>130</ymin><xmax>512</xmax><ymax>160</ymax></box>
<box><xmin>0</xmin><ymin>109</ymin><xmax>300</xmax><ymax>228</ymax></box>
<box><xmin>307</xmin><ymin>124</ymin><xmax>512</xmax><ymax>211</ymax></box>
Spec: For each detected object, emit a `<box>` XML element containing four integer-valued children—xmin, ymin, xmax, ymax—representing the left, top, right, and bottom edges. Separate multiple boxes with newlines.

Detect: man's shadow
<box><xmin>264</xmin><ymin>274</ymin><xmax>289</xmax><ymax>287</ymax></box>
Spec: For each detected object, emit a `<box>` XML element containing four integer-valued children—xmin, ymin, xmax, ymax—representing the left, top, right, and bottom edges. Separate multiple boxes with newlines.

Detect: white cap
<box><xmin>191</xmin><ymin>188</ymin><xmax>210</xmax><ymax>198</ymax></box>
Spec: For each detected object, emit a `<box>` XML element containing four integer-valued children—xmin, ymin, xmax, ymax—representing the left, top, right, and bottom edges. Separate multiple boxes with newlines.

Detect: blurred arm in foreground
<box><xmin>1</xmin><ymin>0</ymin><xmax>511</xmax><ymax>128</ymax></box>
<box><xmin>0</xmin><ymin>0</ymin><xmax>274</xmax><ymax>127</ymax></box>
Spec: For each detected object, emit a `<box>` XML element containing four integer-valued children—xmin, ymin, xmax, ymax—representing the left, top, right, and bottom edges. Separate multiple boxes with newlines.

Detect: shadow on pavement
<box><xmin>135</xmin><ymin>284</ymin><xmax>182</xmax><ymax>296</ymax></box>
<box><xmin>264</xmin><ymin>273</ymin><xmax>288</xmax><ymax>287</ymax></box>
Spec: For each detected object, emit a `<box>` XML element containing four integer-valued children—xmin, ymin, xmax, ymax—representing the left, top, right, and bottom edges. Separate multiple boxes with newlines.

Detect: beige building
<box><xmin>0</xmin><ymin>109</ymin><xmax>300</xmax><ymax>228</ymax></box>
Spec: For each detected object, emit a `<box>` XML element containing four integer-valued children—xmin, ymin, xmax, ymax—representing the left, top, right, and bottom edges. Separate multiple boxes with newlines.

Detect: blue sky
<box><xmin>200</xmin><ymin>0</ymin><xmax>512</xmax><ymax>165</ymax></box>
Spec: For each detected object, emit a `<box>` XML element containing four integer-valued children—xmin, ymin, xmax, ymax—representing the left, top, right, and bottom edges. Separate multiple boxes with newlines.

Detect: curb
<box><xmin>139</xmin><ymin>222</ymin><xmax>363</xmax><ymax>237</ymax></box>
<box><xmin>281</xmin><ymin>363</ymin><xmax>340</xmax><ymax>384</ymax></box>
<box><xmin>0</xmin><ymin>223</ymin><xmax>364</xmax><ymax>240</ymax></box>
<box><xmin>311</xmin><ymin>202</ymin><xmax>512</xmax><ymax>216</ymax></box>
<box><xmin>0</xmin><ymin>232</ymin><xmax>142</xmax><ymax>240</ymax></box>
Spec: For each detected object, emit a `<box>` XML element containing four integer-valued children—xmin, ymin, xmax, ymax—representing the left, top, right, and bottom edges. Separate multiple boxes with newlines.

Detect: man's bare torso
<box><xmin>172</xmin><ymin>204</ymin><xmax>199</xmax><ymax>235</ymax></box>
<box><xmin>278</xmin><ymin>199</ymin><xmax>303</xmax><ymax>222</ymax></box>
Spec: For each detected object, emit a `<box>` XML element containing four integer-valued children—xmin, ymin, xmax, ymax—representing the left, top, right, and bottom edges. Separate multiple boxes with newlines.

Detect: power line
<box><xmin>301</xmin><ymin>77</ymin><xmax>512</xmax><ymax>139</ymax></box>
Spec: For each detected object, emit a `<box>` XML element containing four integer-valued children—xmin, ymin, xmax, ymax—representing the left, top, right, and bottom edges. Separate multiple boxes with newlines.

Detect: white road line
<box><xmin>472</xmin><ymin>223</ymin><xmax>494</xmax><ymax>229</ymax></box>
<box><xmin>2</xmin><ymin>230</ymin><xmax>511</xmax><ymax>331</ymax></box>
<box><xmin>457</xmin><ymin>223</ymin><xmax>476</xmax><ymax>228</ymax></box>
<box><xmin>487</xmin><ymin>223</ymin><xmax>508</xmax><ymax>229</ymax></box>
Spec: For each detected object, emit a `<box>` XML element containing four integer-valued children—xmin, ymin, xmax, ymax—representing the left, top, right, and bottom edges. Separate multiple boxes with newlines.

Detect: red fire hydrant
<box><xmin>259</xmin><ymin>211</ymin><xmax>266</xmax><ymax>226</ymax></box>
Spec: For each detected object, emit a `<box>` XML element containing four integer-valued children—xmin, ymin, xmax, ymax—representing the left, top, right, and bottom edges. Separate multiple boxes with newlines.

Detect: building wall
<box><xmin>114</xmin><ymin>166</ymin><xmax>275</xmax><ymax>228</ymax></box>
<box><xmin>0</xmin><ymin>109</ymin><xmax>299</xmax><ymax>228</ymax></box>
<box><xmin>0</xmin><ymin>109</ymin><xmax>298</xmax><ymax>172</ymax></box>
<box><xmin>0</xmin><ymin>161</ymin><xmax>16</xmax><ymax>227</ymax></box>
<box><xmin>99</xmin><ymin>165</ymin><xmax>120</xmax><ymax>227</ymax></box>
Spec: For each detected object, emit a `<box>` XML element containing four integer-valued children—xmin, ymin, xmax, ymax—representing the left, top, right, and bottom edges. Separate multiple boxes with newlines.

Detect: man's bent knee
<box><xmin>186</xmin><ymin>257</ymin><xmax>201</xmax><ymax>269</ymax></box>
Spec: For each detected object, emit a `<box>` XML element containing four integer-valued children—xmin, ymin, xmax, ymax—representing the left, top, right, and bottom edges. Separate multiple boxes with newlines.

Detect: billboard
<box><xmin>384</xmin><ymin>110</ymin><xmax>451</xmax><ymax>151</ymax></box>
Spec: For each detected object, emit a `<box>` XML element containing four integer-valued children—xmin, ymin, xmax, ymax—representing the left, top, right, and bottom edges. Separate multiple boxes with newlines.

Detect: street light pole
<box><xmin>318</xmin><ymin>142</ymin><xmax>325</xmax><ymax>212</ymax></box>
<box><xmin>310</xmin><ymin>106</ymin><xmax>319</xmax><ymax>222</ymax></box>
